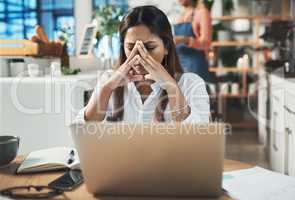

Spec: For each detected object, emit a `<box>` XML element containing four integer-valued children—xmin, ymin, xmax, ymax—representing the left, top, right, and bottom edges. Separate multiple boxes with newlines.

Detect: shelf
<box><xmin>210</xmin><ymin>93</ymin><xmax>257</xmax><ymax>99</ymax></box>
<box><xmin>230</xmin><ymin>122</ymin><xmax>258</xmax><ymax>129</ymax></box>
<box><xmin>209</xmin><ymin>67</ymin><xmax>257</xmax><ymax>73</ymax></box>
<box><xmin>212</xmin><ymin>15</ymin><xmax>290</xmax><ymax>21</ymax></box>
<box><xmin>211</xmin><ymin>41</ymin><xmax>259</xmax><ymax>47</ymax></box>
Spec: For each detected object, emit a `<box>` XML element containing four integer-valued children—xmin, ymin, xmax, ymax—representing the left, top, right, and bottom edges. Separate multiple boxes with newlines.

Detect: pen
<box><xmin>68</xmin><ymin>150</ymin><xmax>75</xmax><ymax>165</ymax></box>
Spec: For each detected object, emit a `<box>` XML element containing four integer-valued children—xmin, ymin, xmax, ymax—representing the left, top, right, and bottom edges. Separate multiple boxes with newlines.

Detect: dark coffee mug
<box><xmin>0</xmin><ymin>136</ymin><xmax>20</xmax><ymax>167</ymax></box>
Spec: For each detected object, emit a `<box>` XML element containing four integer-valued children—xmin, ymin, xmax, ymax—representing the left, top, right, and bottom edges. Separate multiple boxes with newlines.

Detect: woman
<box><xmin>77</xmin><ymin>6</ymin><xmax>209</xmax><ymax>123</ymax></box>
<box><xmin>174</xmin><ymin>0</ymin><xmax>212</xmax><ymax>82</ymax></box>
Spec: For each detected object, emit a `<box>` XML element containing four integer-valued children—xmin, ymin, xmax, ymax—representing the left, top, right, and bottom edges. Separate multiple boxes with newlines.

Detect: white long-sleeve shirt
<box><xmin>75</xmin><ymin>72</ymin><xmax>209</xmax><ymax>123</ymax></box>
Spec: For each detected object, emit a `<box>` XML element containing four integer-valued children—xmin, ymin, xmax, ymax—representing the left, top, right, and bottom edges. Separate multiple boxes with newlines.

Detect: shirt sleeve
<box><xmin>180</xmin><ymin>73</ymin><xmax>210</xmax><ymax>123</ymax></box>
<box><xmin>73</xmin><ymin>70</ymin><xmax>113</xmax><ymax>124</ymax></box>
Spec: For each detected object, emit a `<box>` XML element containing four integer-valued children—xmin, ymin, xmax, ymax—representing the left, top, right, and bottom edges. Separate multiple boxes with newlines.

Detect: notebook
<box><xmin>17</xmin><ymin>147</ymin><xmax>80</xmax><ymax>174</ymax></box>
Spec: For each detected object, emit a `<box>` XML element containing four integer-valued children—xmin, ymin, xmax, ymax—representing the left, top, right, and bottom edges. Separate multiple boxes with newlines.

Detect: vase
<box><xmin>96</xmin><ymin>34</ymin><xmax>120</xmax><ymax>60</ymax></box>
<box><xmin>107</xmin><ymin>35</ymin><xmax>113</xmax><ymax>57</ymax></box>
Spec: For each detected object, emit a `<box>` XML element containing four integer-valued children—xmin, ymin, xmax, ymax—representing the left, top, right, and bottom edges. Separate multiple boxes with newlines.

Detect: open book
<box><xmin>17</xmin><ymin>147</ymin><xmax>80</xmax><ymax>174</ymax></box>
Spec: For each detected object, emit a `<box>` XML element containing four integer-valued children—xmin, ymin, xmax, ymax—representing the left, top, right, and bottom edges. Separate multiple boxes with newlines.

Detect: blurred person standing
<box><xmin>174</xmin><ymin>0</ymin><xmax>212</xmax><ymax>83</ymax></box>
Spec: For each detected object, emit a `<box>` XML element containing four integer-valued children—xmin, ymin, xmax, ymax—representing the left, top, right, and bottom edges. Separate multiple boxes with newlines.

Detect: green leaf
<box><xmin>93</xmin><ymin>5</ymin><xmax>123</xmax><ymax>36</ymax></box>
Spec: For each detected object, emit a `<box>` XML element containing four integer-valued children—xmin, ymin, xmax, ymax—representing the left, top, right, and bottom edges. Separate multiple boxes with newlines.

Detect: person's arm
<box><xmin>165</xmin><ymin>73</ymin><xmax>210</xmax><ymax>123</ymax></box>
<box><xmin>84</xmin><ymin>80</ymin><xmax>113</xmax><ymax>121</ymax></box>
<box><xmin>165</xmin><ymin>83</ymin><xmax>191</xmax><ymax>121</ymax></box>
<box><xmin>83</xmin><ymin>43</ymin><xmax>144</xmax><ymax>122</ymax></box>
<box><xmin>180</xmin><ymin>74</ymin><xmax>210</xmax><ymax>123</ymax></box>
<box><xmin>187</xmin><ymin>8</ymin><xmax>212</xmax><ymax>50</ymax></box>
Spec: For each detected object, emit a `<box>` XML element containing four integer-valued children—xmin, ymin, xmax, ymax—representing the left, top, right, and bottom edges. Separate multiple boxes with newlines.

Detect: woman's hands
<box><xmin>135</xmin><ymin>41</ymin><xmax>192</xmax><ymax>121</ymax></box>
<box><xmin>135</xmin><ymin>41</ymin><xmax>178</xmax><ymax>92</ymax></box>
<box><xmin>100</xmin><ymin>40</ymin><xmax>191</xmax><ymax>122</ymax></box>
<box><xmin>104</xmin><ymin>44</ymin><xmax>145</xmax><ymax>90</ymax></box>
<box><xmin>105</xmin><ymin>40</ymin><xmax>178</xmax><ymax>93</ymax></box>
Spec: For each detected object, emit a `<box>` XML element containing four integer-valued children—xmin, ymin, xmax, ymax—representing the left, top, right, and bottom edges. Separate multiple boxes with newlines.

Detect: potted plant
<box><xmin>93</xmin><ymin>5</ymin><xmax>124</xmax><ymax>58</ymax></box>
<box><xmin>222</xmin><ymin>0</ymin><xmax>234</xmax><ymax>15</ymax></box>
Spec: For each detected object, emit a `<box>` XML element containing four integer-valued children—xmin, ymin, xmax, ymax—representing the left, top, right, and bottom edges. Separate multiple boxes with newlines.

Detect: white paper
<box><xmin>223</xmin><ymin>167</ymin><xmax>295</xmax><ymax>200</ymax></box>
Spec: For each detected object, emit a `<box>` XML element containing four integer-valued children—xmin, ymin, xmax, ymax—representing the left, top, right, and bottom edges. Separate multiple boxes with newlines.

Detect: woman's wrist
<box><xmin>164</xmin><ymin>79</ymin><xmax>179</xmax><ymax>94</ymax></box>
<box><xmin>103</xmin><ymin>80</ymin><xmax>116</xmax><ymax>93</ymax></box>
<box><xmin>166</xmin><ymin>83</ymin><xmax>191</xmax><ymax>121</ymax></box>
<box><xmin>171</xmin><ymin>104</ymin><xmax>191</xmax><ymax>121</ymax></box>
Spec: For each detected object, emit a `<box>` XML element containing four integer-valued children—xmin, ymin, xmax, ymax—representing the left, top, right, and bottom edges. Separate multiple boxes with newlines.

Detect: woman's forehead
<box><xmin>124</xmin><ymin>25</ymin><xmax>161</xmax><ymax>43</ymax></box>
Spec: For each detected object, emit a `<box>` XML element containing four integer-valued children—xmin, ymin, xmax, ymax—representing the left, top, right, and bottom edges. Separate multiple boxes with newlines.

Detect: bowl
<box><xmin>0</xmin><ymin>136</ymin><xmax>19</xmax><ymax>167</ymax></box>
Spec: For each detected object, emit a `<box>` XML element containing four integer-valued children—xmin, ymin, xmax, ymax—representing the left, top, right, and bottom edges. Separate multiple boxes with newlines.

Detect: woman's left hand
<box><xmin>136</xmin><ymin>40</ymin><xmax>191</xmax><ymax>122</ymax></box>
<box><xmin>136</xmin><ymin>41</ymin><xmax>178</xmax><ymax>92</ymax></box>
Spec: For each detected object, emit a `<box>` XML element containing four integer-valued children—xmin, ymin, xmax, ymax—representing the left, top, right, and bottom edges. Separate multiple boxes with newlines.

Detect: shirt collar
<box><xmin>150</xmin><ymin>81</ymin><xmax>161</xmax><ymax>92</ymax></box>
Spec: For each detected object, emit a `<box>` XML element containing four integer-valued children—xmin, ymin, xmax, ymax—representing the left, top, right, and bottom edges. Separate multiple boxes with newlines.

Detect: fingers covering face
<box><xmin>123</xmin><ymin>40</ymin><xmax>161</xmax><ymax>83</ymax></box>
<box><xmin>125</xmin><ymin>41</ymin><xmax>140</xmax><ymax>62</ymax></box>
<box><xmin>125</xmin><ymin>55</ymin><xmax>140</xmax><ymax>71</ymax></box>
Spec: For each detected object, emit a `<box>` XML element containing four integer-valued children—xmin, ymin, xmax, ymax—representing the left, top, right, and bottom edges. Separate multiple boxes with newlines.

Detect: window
<box><xmin>93</xmin><ymin>0</ymin><xmax>128</xmax><ymax>11</ymax></box>
<box><xmin>39</xmin><ymin>0</ymin><xmax>74</xmax><ymax>39</ymax></box>
<box><xmin>0</xmin><ymin>0</ymin><xmax>75</xmax><ymax>54</ymax></box>
<box><xmin>0</xmin><ymin>0</ymin><xmax>37</xmax><ymax>39</ymax></box>
<box><xmin>0</xmin><ymin>0</ymin><xmax>74</xmax><ymax>41</ymax></box>
<box><xmin>39</xmin><ymin>0</ymin><xmax>75</xmax><ymax>54</ymax></box>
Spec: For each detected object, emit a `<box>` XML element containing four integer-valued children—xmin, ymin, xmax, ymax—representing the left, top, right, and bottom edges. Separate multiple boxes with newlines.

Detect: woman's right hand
<box><xmin>84</xmin><ymin>44</ymin><xmax>142</xmax><ymax>122</ymax></box>
<box><xmin>105</xmin><ymin>42</ymin><xmax>144</xmax><ymax>90</ymax></box>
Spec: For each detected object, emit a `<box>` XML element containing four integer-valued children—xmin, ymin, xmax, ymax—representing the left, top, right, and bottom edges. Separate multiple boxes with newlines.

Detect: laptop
<box><xmin>71</xmin><ymin>122</ymin><xmax>226</xmax><ymax>197</ymax></box>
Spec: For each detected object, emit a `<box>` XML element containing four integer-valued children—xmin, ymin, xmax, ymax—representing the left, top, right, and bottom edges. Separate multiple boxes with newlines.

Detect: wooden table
<box><xmin>0</xmin><ymin>156</ymin><xmax>252</xmax><ymax>200</ymax></box>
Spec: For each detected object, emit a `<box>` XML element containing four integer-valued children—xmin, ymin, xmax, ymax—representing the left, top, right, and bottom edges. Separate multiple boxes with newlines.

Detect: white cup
<box><xmin>50</xmin><ymin>62</ymin><xmax>62</xmax><ymax>77</ymax></box>
<box><xmin>220</xmin><ymin>83</ymin><xmax>229</xmax><ymax>95</ymax></box>
<box><xmin>10</xmin><ymin>61</ymin><xmax>26</xmax><ymax>77</ymax></box>
<box><xmin>27</xmin><ymin>63</ymin><xmax>40</xmax><ymax>77</ymax></box>
<box><xmin>231</xmin><ymin>83</ymin><xmax>240</xmax><ymax>95</ymax></box>
<box><xmin>209</xmin><ymin>84</ymin><xmax>216</xmax><ymax>95</ymax></box>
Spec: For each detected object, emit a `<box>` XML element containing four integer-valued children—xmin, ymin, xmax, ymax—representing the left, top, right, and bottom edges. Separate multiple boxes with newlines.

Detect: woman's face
<box><xmin>178</xmin><ymin>0</ymin><xmax>193</xmax><ymax>7</ymax></box>
<box><xmin>124</xmin><ymin>25</ymin><xmax>167</xmax><ymax>76</ymax></box>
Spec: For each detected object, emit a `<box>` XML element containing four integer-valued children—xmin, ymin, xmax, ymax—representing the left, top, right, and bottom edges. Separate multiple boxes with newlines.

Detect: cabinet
<box><xmin>0</xmin><ymin>72</ymin><xmax>97</xmax><ymax>154</ymax></box>
<box><xmin>284</xmin><ymin>83</ymin><xmax>295</xmax><ymax>176</ymax></box>
<box><xmin>269</xmin><ymin>75</ymin><xmax>286</xmax><ymax>173</ymax></box>
<box><xmin>269</xmin><ymin>75</ymin><xmax>295</xmax><ymax>176</ymax></box>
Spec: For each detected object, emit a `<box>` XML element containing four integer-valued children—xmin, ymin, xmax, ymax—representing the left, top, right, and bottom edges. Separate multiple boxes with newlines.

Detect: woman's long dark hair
<box><xmin>108</xmin><ymin>5</ymin><xmax>183</xmax><ymax>122</ymax></box>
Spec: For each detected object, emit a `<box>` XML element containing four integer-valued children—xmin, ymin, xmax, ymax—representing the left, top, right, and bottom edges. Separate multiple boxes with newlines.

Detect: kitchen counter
<box><xmin>0</xmin><ymin>70</ymin><xmax>99</xmax><ymax>154</ymax></box>
<box><xmin>0</xmin><ymin>70</ymin><xmax>99</xmax><ymax>82</ymax></box>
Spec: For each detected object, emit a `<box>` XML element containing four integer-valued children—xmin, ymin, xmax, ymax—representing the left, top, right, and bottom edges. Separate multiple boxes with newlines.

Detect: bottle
<box><xmin>243</xmin><ymin>54</ymin><xmax>249</xmax><ymax>69</ymax></box>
